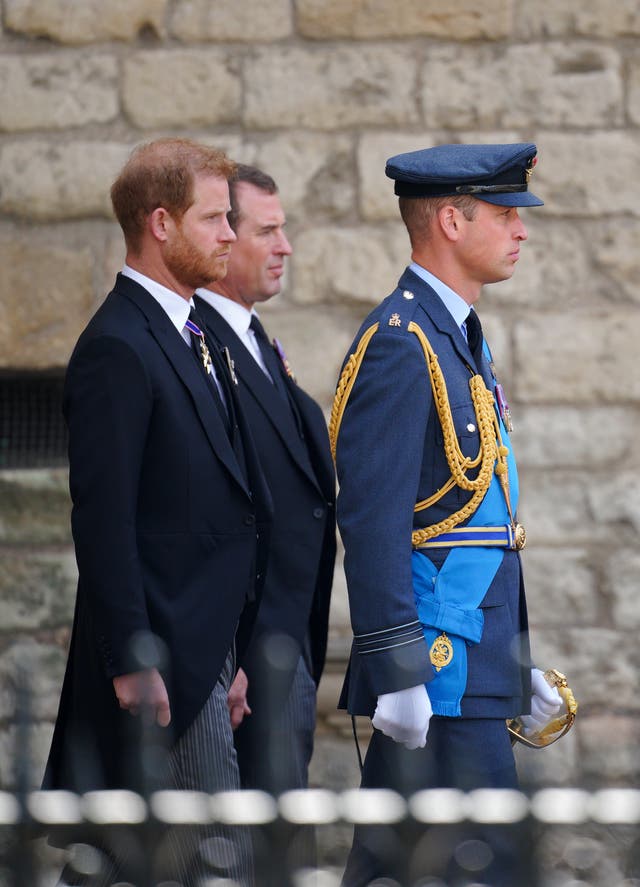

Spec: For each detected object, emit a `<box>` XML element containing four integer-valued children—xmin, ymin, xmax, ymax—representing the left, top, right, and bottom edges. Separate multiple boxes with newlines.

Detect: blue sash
<box><xmin>412</xmin><ymin>358</ymin><xmax>519</xmax><ymax>716</ymax></box>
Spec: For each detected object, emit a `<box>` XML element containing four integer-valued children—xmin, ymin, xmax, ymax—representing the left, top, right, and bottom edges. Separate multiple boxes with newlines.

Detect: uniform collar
<box><xmin>409</xmin><ymin>261</ymin><xmax>471</xmax><ymax>332</ymax></box>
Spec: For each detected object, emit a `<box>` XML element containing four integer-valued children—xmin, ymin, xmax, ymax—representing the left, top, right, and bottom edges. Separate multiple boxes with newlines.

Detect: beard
<box><xmin>164</xmin><ymin>227</ymin><xmax>228</xmax><ymax>291</ymax></box>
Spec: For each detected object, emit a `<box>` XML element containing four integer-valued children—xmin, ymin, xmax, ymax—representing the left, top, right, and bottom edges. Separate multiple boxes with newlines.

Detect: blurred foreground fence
<box><xmin>1</xmin><ymin>786</ymin><xmax>640</xmax><ymax>886</ymax></box>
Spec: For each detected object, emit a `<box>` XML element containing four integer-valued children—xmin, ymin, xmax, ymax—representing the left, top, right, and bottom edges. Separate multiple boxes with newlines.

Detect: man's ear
<box><xmin>149</xmin><ymin>207</ymin><xmax>173</xmax><ymax>243</ymax></box>
<box><xmin>437</xmin><ymin>204</ymin><xmax>462</xmax><ymax>242</ymax></box>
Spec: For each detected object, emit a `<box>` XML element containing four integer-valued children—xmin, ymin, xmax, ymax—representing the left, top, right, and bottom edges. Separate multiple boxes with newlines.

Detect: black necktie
<box><xmin>465</xmin><ymin>309</ymin><xmax>484</xmax><ymax>367</ymax></box>
<box><xmin>249</xmin><ymin>315</ymin><xmax>288</xmax><ymax>398</ymax></box>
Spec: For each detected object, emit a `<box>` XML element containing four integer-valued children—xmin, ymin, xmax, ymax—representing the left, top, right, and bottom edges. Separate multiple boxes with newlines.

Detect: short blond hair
<box><xmin>398</xmin><ymin>194</ymin><xmax>478</xmax><ymax>249</ymax></box>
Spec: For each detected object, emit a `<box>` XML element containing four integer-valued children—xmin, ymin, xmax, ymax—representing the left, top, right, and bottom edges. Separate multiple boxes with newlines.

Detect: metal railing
<box><xmin>1</xmin><ymin>786</ymin><xmax>639</xmax><ymax>886</ymax></box>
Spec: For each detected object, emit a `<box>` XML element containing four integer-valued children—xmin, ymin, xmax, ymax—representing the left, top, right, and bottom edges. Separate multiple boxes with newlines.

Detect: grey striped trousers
<box><xmin>165</xmin><ymin>649</ymin><xmax>253</xmax><ymax>886</ymax></box>
<box><xmin>57</xmin><ymin>650</ymin><xmax>253</xmax><ymax>886</ymax></box>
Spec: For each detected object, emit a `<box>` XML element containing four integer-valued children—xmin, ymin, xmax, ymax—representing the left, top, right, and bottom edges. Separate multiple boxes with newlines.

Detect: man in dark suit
<box><xmin>331</xmin><ymin>144</ymin><xmax>562</xmax><ymax>886</ymax></box>
<box><xmin>195</xmin><ymin>165</ymin><xmax>336</xmax><ymax>795</ymax></box>
<box><xmin>43</xmin><ymin>138</ymin><xmax>271</xmax><ymax>886</ymax></box>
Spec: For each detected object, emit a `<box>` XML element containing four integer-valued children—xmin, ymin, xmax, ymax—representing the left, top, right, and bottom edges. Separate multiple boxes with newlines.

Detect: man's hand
<box><xmin>372</xmin><ymin>684</ymin><xmax>432</xmax><ymax>749</ymax></box>
<box><xmin>113</xmin><ymin>667</ymin><xmax>171</xmax><ymax>727</ymax></box>
<box><xmin>227</xmin><ymin>667</ymin><xmax>251</xmax><ymax>730</ymax></box>
<box><xmin>520</xmin><ymin>667</ymin><xmax>562</xmax><ymax>737</ymax></box>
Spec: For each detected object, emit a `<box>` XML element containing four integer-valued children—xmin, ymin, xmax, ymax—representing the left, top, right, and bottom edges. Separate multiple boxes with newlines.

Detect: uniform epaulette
<box><xmin>378</xmin><ymin>287</ymin><xmax>421</xmax><ymax>335</ymax></box>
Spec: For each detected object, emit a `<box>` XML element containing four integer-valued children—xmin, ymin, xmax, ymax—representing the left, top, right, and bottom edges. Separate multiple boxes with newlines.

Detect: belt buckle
<box><xmin>513</xmin><ymin>522</ymin><xmax>526</xmax><ymax>550</ymax></box>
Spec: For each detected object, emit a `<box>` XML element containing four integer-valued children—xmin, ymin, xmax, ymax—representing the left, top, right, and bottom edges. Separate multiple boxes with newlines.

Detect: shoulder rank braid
<box><xmin>329</xmin><ymin>321</ymin><xmax>514</xmax><ymax>547</ymax></box>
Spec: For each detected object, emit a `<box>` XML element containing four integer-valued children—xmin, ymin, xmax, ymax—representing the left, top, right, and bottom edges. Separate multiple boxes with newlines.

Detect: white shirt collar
<box><xmin>409</xmin><ymin>261</ymin><xmax>472</xmax><ymax>332</ymax></box>
<box><xmin>196</xmin><ymin>288</ymin><xmax>255</xmax><ymax>338</ymax></box>
<box><xmin>196</xmin><ymin>288</ymin><xmax>271</xmax><ymax>375</ymax></box>
<box><xmin>122</xmin><ymin>264</ymin><xmax>193</xmax><ymax>334</ymax></box>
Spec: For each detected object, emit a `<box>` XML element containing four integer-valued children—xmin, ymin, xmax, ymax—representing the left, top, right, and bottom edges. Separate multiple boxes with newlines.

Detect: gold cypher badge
<box><xmin>430</xmin><ymin>632</ymin><xmax>453</xmax><ymax>671</ymax></box>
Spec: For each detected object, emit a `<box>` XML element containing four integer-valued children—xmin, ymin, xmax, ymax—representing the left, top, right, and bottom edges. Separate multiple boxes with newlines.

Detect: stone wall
<box><xmin>1</xmin><ymin>0</ymin><xmax>639</xmax><ymax>805</ymax></box>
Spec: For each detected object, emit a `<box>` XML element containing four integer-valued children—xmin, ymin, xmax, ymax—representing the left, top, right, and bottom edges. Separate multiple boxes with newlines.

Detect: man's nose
<box><xmin>514</xmin><ymin>211</ymin><xmax>528</xmax><ymax>241</ymax></box>
<box><xmin>222</xmin><ymin>217</ymin><xmax>237</xmax><ymax>242</ymax></box>
<box><xmin>277</xmin><ymin>231</ymin><xmax>292</xmax><ymax>255</ymax></box>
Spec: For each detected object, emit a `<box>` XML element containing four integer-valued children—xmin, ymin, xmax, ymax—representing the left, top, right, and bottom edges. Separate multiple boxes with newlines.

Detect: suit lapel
<box><xmin>115</xmin><ymin>275</ymin><xmax>250</xmax><ymax>495</ymax></box>
<box><xmin>195</xmin><ymin>298</ymin><xmax>321</xmax><ymax>491</ymax></box>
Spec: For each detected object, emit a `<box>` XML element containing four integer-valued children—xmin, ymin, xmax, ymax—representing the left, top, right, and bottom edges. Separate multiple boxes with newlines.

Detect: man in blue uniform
<box><xmin>331</xmin><ymin>143</ymin><xmax>561</xmax><ymax>886</ymax></box>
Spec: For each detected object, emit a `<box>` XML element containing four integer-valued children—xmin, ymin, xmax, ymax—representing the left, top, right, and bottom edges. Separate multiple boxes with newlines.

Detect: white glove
<box><xmin>372</xmin><ymin>684</ymin><xmax>432</xmax><ymax>749</ymax></box>
<box><xmin>520</xmin><ymin>667</ymin><xmax>563</xmax><ymax>737</ymax></box>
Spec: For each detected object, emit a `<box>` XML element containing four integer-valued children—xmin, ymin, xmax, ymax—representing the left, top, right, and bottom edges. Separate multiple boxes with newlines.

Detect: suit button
<box><xmin>313</xmin><ymin>507</ymin><xmax>324</xmax><ymax>519</ymax></box>
<box><xmin>244</xmin><ymin>514</ymin><xmax>256</xmax><ymax>526</ymax></box>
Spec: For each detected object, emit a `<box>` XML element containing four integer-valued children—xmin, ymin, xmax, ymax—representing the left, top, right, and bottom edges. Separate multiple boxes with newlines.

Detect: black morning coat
<box><xmin>43</xmin><ymin>274</ymin><xmax>272</xmax><ymax>793</ymax></box>
<box><xmin>194</xmin><ymin>297</ymin><xmax>336</xmax><ymax>694</ymax></box>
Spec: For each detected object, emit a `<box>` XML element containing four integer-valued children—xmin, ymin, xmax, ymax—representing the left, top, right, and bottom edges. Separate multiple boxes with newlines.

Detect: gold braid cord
<box><xmin>329</xmin><ymin>322</ymin><xmax>379</xmax><ymax>462</ymax></box>
<box><xmin>329</xmin><ymin>320</ymin><xmax>510</xmax><ymax>546</ymax></box>
<box><xmin>408</xmin><ymin>322</ymin><xmax>509</xmax><ymax>547</ymax></box>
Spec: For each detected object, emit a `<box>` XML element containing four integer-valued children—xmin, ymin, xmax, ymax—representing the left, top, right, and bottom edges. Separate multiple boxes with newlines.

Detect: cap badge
<box><xmin>525</xmin><ymin>156</ymin><xmax>538</xmax><ymax>184</ymax></box>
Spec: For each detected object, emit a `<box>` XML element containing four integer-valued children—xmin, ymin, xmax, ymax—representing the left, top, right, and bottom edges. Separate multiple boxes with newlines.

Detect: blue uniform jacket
<box><xmin>335</xmin><ymin>267</ymin><xmax>530</xmax><ymax>719</ymax></box>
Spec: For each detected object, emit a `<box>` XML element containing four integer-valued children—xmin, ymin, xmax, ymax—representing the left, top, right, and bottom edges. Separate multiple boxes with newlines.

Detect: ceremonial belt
<box><xmin>414</xmin><ymin>523</ymin><xmax>526</xmax><ymax>551</ymax></box>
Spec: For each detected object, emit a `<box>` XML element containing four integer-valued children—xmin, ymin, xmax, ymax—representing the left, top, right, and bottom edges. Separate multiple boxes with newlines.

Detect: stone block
<box><xmin>630</xmin><ymin>54</ymin><xmax>640</xmax><ymax>125</ymax></box>
<box><xmin>358</xmin><ymin>132</ymin><xmax>438</xmax><ymax>221</ymax></box>
<box><xmin>420</xmin><ymin>43</ymin><xmax>622</xmax><ymax>129</ymax></box>
<box><xmin>0</xmin><ymin>141</ymin><xmax>131</xmax><ymax>221</ymax></box>
<box><xmin>517</xmin><ymin>472</ymin><xmax>615</xmax><ymax>547</ymax></box>
<box><xmin>577</xmin><ymin>715</ymin><xmax>640</xmax><ymax>783</ymax></box>
<box><xmin>98</xmin><ymin>228</ymin><xmax>128</xmax><ymax>300</ymax></box>
<box><xmin>523</xmin><ymin>547</ymin><xmax>599</xmax><ymax>628</ymax></box>
<box><xmin>244</xmin><ymin>46</ymin><xmax>419</xmax><ymax>129</ymax></box>
<box><xmin>530</xmin><ymin>627</ymin><xmax>640</xmax><ymax>713</ymax></box>
<box><xmin>122</xmin><ymin>50</ymin><xmax>241</xmax><ymax>129</ymax></box>
<box><xmin>489</xmin><ymin>218</ymin><xmax>609</xmax><ymax>309</ymax></box>
<box><xmin>513</xmin><ymin>311</ymin><xmax>638</xmax><ymax>403</ymax></box>
<box><xmin>0</xmin><ymin>639</ymin><xmax>67</xmax><ymax>721</ymax></box>
<box><xmin>533</xmin><ymin>132</ymin><xmax>640</xmax><ymax>216</ymax></box>
<box><xmin>296</xmin><ymin>0</ymin><xmax>513</xmax><ymax>40</ymax></box>
<box><xmin>0</xmin><ymin>470</ymin><xmax>72</xmax><ymax>546</ymax></box>
<box><xmin>587</xmin><ymin>471</ymin><xmax>640</xmax><ymax>538</ymax></box>
<box><xmin>514</xmin><ymin>407</ymin><xmax>639</xmax><ymax>469</ymax></box>
<box><xmin>516</xmin><ymin>0</ymin><xmax>640</xmax><ymax>38</ymax></box>
<box><xmin>0</xmin><ymin>551</ymin><xmax>77</xmax><ymax>631</ymax></box>
<box><xmin>4</xmin><ymin>0</ymin><xmax>167</xmax><ymax>43</ymax></box>
<box><xmin>0</xmin><ymin>721</ymin><xmax>54</xmax><ymax>789</ymax></box>
<box><xmin>0</xmin><ymin>54</ymin><xmax>118</xmax><ymax>132</ymax></box>
<box><xmin>605</xmin><ymin>550</ymin><xmax>640</xmax><ymax>630</ymax></box>
<box><xmin>247</xmin><ymin>133</ymin><xmax>355</xmax><ymax>223</ymax></box>
<box><xmin>291</xmin><ymin>224</ymin><xmax>409</xmax><ymax>310</ymax></box>
<box><xmin>590</xmin><ymin>218</ymin><xmax>640</xmax><ymax>302</ymax></box>
<box><xmin>170</xmin><ymin>0</ymin><xmax>291</xmax><ymax>41</ymax></box>
<box><xmin>0</xmin><ymin>236</ymin><xmax>94</xmax><ymax>368</ymax></box>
